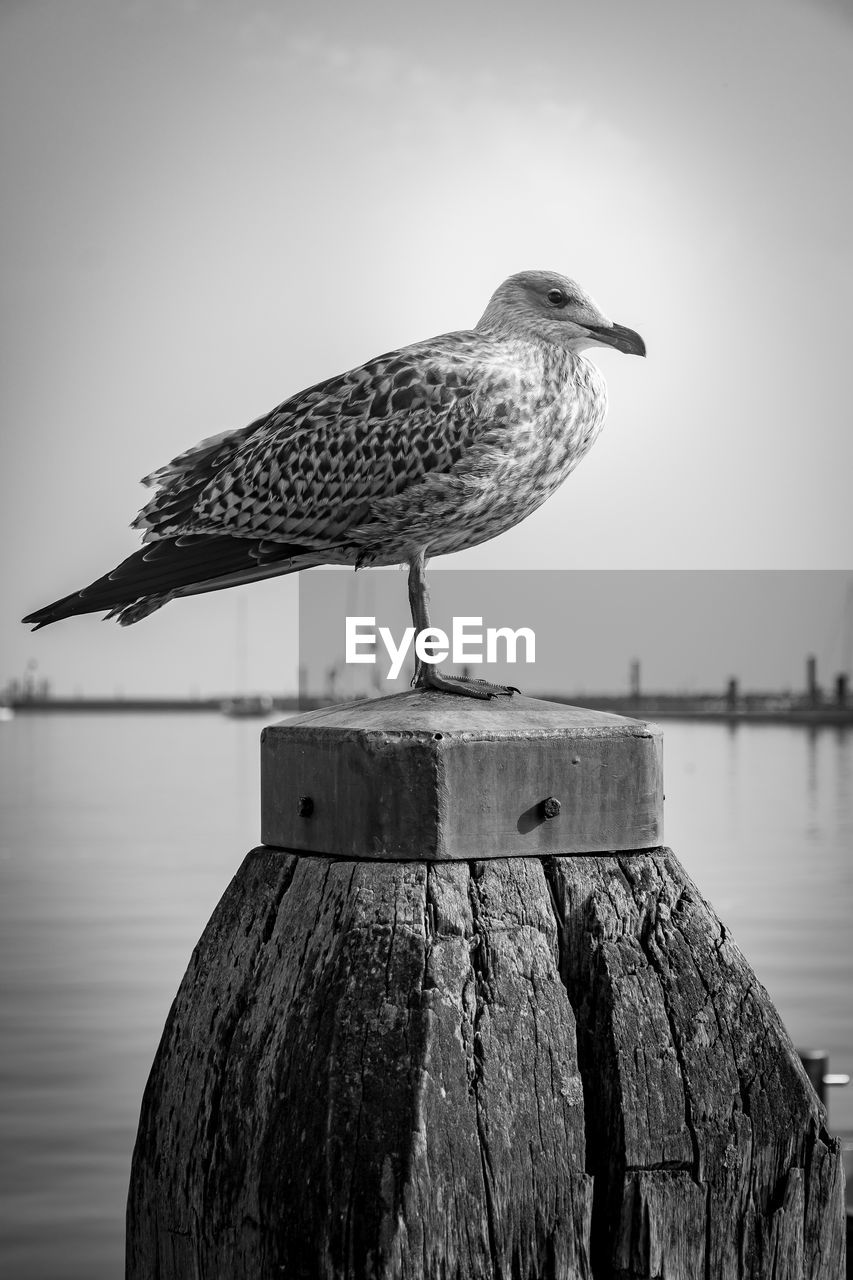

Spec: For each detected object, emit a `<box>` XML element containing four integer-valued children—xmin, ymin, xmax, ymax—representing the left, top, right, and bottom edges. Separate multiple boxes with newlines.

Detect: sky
<box><xmin>1</xmin><ymin>0</ymin><xmax>852</xmax><ymax>697</ymax></box>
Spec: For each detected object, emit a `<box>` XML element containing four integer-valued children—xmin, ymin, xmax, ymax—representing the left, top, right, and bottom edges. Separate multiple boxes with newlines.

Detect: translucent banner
<box><xmin>297</xmin><ymin>568</ymin><xmax>852</xmax><ymax>710</ymax></box>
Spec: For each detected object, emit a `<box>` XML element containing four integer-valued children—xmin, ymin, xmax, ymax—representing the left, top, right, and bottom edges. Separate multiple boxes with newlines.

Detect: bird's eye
<box><xmin>546</xmin><ymin>289</ymin><xmax>568</xmax><ymax>307</ymax></box>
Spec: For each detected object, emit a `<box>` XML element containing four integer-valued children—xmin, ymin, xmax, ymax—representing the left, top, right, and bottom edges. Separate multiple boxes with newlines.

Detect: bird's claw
<box><xmin>412</xmin><ymin>669</ymin><xmax>519</xmax><ymax>699</ymax></box>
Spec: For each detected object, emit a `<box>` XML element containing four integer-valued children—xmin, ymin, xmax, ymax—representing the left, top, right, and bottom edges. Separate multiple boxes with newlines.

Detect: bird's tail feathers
<box><xmin>104</xmin><ymin>594</ymin><xmax>176</xmax><ymax>626</ymax></box>
<box><xmin>22</xmin><ymin>535</ymin><xmax>324</xmax><ymax>629</ymax></box>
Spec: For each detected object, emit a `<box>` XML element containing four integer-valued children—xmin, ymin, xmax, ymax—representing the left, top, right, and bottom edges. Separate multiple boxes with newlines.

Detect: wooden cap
<box><xmin>260</xmin><ymin>690</ymin><xmax>663</xmax><ymax>860</ymax></box>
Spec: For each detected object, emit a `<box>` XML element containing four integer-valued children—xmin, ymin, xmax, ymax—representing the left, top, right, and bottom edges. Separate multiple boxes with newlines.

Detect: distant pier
<box><xmin>1</xmin><ymin>693</ymin><xmax>331</xmax><ymax>715</ymax></box>
<box><xmin>546</xmin><ymin>692</ymin><xmax>853</xmax><ymax>727</ymax></box>
<box><xmin>2</xmin><ymin>653</ymin><xmax>850</xmax><ymax>724</ymax></box>
<box><xmin>2</xmin><ymin>689</ymin><xmax>852</xmax><ymax>725</ymax></box>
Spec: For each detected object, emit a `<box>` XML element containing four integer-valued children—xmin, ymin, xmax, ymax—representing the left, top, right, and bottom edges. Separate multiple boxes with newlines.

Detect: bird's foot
<box><xmin>413</xmin><ymin>667</ymin><xmax>519</xmax><ymax>700</ymax></box>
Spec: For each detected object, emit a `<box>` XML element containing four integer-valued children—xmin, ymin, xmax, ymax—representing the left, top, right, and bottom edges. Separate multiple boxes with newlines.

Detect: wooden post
<box><xmin>126</xmin><ymin>692</ymin><xmax>845</xmax><ymax>1279</ymax></box>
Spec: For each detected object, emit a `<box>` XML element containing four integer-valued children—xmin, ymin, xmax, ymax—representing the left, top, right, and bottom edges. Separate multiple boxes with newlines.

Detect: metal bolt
<box><xmin>543</xmin><ymin>797</ymin><xmax>561</xmax><ymax>820</ymax></box>
<box><xmin>297</xmin><ymin>795</ymin><xmax>314</xmax><ymax>818</ymax></box>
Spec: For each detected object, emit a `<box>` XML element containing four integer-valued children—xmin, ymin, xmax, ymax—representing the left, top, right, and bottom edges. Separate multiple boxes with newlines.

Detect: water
<box><xmin>0</xmin><ymin>713</ymin><xmax>851</xmax><ymax>1278</ymax></box>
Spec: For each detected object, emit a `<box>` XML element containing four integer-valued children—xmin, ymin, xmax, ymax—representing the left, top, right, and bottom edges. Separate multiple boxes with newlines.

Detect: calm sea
<box><xmin>0</xmin><ymin>712</ymin><xmax>851</xmax><ymax>1278</ymax></box>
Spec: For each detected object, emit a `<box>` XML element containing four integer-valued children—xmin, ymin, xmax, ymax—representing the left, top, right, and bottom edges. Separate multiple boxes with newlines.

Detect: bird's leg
<box><xmin>407</xmin><ymin>549</ymin><xmax>430</xmax><ymax>685</ymax></box>
<box><xmin>407</xmin><ymin>552</ymin><xmax>516</xmax><ymax>700</ymax></box>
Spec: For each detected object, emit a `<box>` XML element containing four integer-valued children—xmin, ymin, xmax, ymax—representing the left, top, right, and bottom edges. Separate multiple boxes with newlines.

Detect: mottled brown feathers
<box><xmin>133</xmin><ymin>336</ymin><xmax>485</xmax><ymax>546</ymax></box>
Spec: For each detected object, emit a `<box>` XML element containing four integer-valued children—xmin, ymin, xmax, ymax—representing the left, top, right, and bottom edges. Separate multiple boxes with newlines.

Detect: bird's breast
<box><xmin>361</xmin><ymin>354</ymin><xmax>608</xmax><ymax>561</ymax></box>
<box><xmin>474</xmin><ymin>354</ymin><xmax>607</xmax><ymax>497</ymax></box>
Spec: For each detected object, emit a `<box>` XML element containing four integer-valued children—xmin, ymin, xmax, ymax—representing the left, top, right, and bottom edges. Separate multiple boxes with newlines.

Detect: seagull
<box><xmin>23</xmin><ymin>270</ymin><xmax>645</xmax><ymax>699</ymax></box>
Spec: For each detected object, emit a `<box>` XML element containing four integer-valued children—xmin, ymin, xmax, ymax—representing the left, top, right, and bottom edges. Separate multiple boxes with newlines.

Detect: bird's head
<box><xmin>476</xmin><ymin>270</ymin><xmax>646</xmax><ymax>358</ymax></box>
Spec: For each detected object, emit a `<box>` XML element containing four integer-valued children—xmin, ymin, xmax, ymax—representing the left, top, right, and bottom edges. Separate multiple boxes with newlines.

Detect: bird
<box><xmin>23</xmin><ymin>270</ymin><xmax>645</xmax><ymax>699</ymax></box>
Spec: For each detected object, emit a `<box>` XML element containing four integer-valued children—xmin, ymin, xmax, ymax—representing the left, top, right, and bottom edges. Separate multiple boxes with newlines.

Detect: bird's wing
<box><xmin>133</xmin><ymin>417</ymin><xmax>275</xmax><ymax>538</ymax></box>
<box><xmin>133</xmin><ymin>333</ymin><xmax>507</xmax><ymax>548</ymax></box>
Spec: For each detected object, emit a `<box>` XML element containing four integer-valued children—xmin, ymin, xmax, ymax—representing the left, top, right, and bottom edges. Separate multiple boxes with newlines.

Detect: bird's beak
<box><xmin>584</xmin><ymin>322</ymin><xmax>646</xmax><ymax>357</ymax></box>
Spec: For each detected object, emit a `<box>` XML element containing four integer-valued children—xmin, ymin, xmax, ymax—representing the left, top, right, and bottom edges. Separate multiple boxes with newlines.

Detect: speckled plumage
<box><xmin>23</xmin><ymin>271</ymin><xmax>644</xmax><ymax>633</ymax></box>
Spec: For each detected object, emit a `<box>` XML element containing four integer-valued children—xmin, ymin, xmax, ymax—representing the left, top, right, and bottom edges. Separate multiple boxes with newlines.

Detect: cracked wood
<box><xmin>126</xmin><ymin>848</ymin><xmax>844</xmax><ymax>1279</ymax></box>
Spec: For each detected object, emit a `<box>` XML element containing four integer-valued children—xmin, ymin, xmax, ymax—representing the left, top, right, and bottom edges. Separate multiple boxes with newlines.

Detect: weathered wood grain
<box><xmin>127</xmin><ymin>845</ymin><xmax>844</xmax><ymax>1278</ymax></box>
<box><xmin>544</xmin><ymin>850</ymin><xmax>845</xmax><ymax>1279</ymax></box>
<box><xmin>126</xmin><ymin>849</ymin><xmax>593</xmax><ymax>1278</ymax></box>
